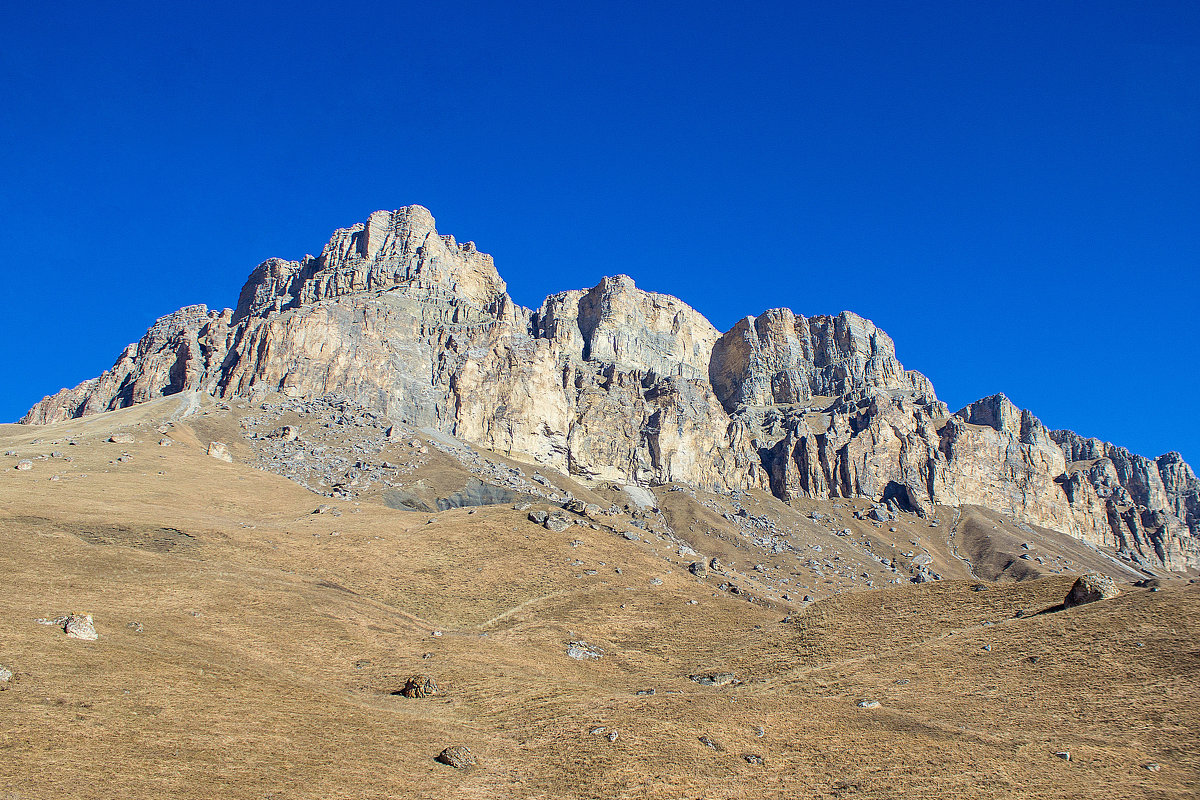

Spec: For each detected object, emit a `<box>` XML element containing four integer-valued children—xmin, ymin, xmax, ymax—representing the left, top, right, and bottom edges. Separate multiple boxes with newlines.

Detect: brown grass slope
<box><xmin>0</xmin><ymin>399</ymin><xmax>1196</xmax><ymax>799</ymax></box>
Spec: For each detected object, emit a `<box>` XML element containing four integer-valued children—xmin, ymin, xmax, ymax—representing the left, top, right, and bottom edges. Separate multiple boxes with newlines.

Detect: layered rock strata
<box><xmin>22</xmin><ymin>206</ymin><xmax>1199</xmax><ymax>570</ymax></box>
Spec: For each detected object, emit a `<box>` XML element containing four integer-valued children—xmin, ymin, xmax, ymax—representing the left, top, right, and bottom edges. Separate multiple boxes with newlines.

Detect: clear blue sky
<box><xmin>2</xmin><ymin>2</ymin><xmax>1197</xmax><ymax>465</ymax></box>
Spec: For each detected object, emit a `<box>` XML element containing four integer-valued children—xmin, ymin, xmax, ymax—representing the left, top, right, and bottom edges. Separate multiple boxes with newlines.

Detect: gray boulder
<box><xmin>1064</xmin><ymin>572</ymin><xmax>1119</xmax><ymax>608</ymax></box>
<box><xmin>435</xmin><ymin>746</ymin><xmax>476</xmax><ymax>770</ymax></box>
<box><xmin>544</xmin><ymin>513</ymin><xmax>572</xmax><ymax>532</ymax></box>
<box><xmin>64</xmin><ymin>613</ymin><xmax>98</xmax><ymax>641</ymax></box>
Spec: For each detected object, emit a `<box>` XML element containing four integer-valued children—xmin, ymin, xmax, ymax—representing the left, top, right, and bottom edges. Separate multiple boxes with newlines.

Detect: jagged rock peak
<box><xmin>233</xmin><ymin>206</ymin><xmax>509</xmax><ymax>323</ymax></box>
<box><xmin>708</xmin><ymin>308</ymin><xmax>927</xmax><ymax>413</ymax></box>
<box><xmin>955</xmin><ymin>393</ymin><xmax>1055</xmax><ymax>447</ymax></box>
<box><xmin>1052</xmin><ymin>428</ymin><xmax>1200</xmax><ymax>528</ymax></box>
<box><xmin>531</xmin><ymin>274</ymin><xmax>720</xmax><ymax>379</ymax></box>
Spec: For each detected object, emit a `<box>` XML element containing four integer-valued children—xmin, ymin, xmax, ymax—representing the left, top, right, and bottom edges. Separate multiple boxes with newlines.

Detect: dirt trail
<box><xmin>946</xmin><ymin>507</ymin><xmax>978</xmax><ymax>579</ymax></box>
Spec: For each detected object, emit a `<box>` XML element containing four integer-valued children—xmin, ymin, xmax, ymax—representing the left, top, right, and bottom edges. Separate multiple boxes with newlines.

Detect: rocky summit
<box><xmin>22</xmin><ymin>205</ymin><xmax>1200</xmax><ymax>572</ymax></box>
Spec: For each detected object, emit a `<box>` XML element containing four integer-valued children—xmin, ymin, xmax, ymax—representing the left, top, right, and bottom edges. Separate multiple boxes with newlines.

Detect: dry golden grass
<box><xmin>0</xmin><ymin>397</ymin><xmax>1196</xmax><ymax>798</ymax></box>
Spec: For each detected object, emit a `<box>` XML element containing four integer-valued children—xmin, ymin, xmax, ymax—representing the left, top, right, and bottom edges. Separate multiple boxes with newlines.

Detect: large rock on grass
<box><xmin>1064</xmin><ymin>573</ymin><xmax>1119</xmax><ymax>608</ymax></box>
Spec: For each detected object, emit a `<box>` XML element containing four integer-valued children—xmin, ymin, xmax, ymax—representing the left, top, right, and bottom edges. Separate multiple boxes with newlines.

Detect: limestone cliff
<box><xmin>1052</xmin><ymin>430</ymin><xmax>1200</xmax><ymax>570</ymax></box>
<box><xmin>21</xmin><ymin>205</ymin><xmax>1199</xmax><ymax>571</ymax></box>
<box><xmin>22</xmin><ymin>305</ymin><xmax>232</xmax><ymax>424</ymax></box>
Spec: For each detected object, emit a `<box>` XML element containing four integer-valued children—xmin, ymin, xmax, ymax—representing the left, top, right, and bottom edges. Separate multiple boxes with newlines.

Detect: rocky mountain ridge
<box><xmin>22</xmin><ymin>206</ymin><xmax>1200</xmax><ymax>570</ymax></box>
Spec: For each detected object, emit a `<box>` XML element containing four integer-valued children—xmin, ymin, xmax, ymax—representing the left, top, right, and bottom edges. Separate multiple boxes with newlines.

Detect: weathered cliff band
<box><xmin>23</xmin><ymin>206</ymin><xmax>1200</xmax><ymax>570</ymax></box>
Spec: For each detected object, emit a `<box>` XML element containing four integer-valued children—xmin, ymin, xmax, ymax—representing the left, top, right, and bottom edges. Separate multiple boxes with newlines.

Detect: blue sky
<box><xmin>2</xmin><ymin>2</ymin><xmax>1197</xmax><ymax>465</ymax></box>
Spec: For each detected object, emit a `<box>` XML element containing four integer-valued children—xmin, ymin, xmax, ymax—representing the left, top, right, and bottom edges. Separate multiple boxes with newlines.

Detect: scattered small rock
<box><xmin>857</xmin><ymin>699</ymin><xmax>880</xmax><ymax>709</ymax></box>
<box><xmin>14</xmin><ymin>460</ymin><xmax>32</xmax><ymax>471</ymax></box>
<box><xmin>275</xmin><ymin>425</ymin><xmax>300</xmax><ymax>442</ymax></box>
<box><xmin>1054</xmin><ymin>750</ymin><xmax>1071</xmax><ymax>761</ymax></box>
<box><xmin>544</xmin><ymin>513</ymin><xmax>572</xmax><ymax>533</ymax></box>
<box><xmin>127</xmin><ymin>621</ymin><xmax>143</xmax><ymax>633</ymax></box>
<box><xmin>109</xmin><ymin>433</ymin><xmax>135</xmax><ymax>444</ymax></box>
<box><xmin>0</xmin><ymin>665</ymin><xmax>12</xmax><ymax>683</ymax></box>
<box><xmin>699</xmin><ymin>735</ymin><xmax>724</xmax><ymax>751</ymax></box>
<box><xmin>435</xmin><ymin>746</ymin><xmax>476</xmax><ymax>770</ymax></box>
<box><xmin>690</xmin><ymin>673</ymin><xmax>736</xmax><ymax>687</ymax></box>
<box><xmin>606</xmin><ymin>731</ymin><xmax>619</xmax><ymax>742</ymax></box>
<box><xmin>207</xmin><ymin>441</ymin><xmax>233</xmax><ymax>463</ymax></box>
<box><xmin>1144</xmin><ymin>762</ymin><xmax>1161</xmax><ymax>772</ymax></box>
<box><xmin>64</xmin><ymin>613</ymin><xmax>98</xmax><ymax>641</ymax></box>
<box><xmin>689</xmin><ymin>561</ymin><xmax>707</xmax><ymax>577</ymax></box>
<box><xmin>567</xmin><ymin>641</ymin><xmax>602</xmax><ymax>660</ymax></box>
<box><xmin>744</xmin><ymin>753</ymin><xmax>765</xmax><ymax>766</ymax></box>
<box><xmin>397</xmin><ymin>674</ymin><xmax>438</xmax><ymax>698</ymax></box>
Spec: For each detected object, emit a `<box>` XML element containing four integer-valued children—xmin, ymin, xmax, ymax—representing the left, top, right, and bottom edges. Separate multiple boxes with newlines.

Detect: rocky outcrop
<box><xmin>20</xmin><ymin>205</ymin><xmax>1200</xmax><ymax>571</ymax></box>
<box><xmin>942</xmin><ymin>395</ymin><xmax>1074</xmax><ymax>531</ymax></box>
<box><xmin>533</xmin><ymin>274</ymin><xmax>719</xmax><ymax>380</ymax></box>
<box><xmin>22</xmin><ymin>305</ymin><xmax>231</xmax><ymax>424</ymax></box>
<box><xmin>232</xmin><ymin>206</ymin><xmax>514</xmax><ymax>324</ymax></box>
<box><xmin>1052</xmin><ymin>430</ymin><xmax>1200</xmax><ymax>570</ymax></box>
<box><xmin>709</xmin><ymin>309</ymin><xmax>930</xmax><ymax>412</ymax></box>
<box><xmin>1064</xmin><ymin>572</ymin><xmax>1119</xmax><ymax>608</ymax></box>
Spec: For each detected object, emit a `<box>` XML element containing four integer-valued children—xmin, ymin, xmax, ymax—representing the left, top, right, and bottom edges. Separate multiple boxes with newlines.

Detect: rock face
<box><xmin>24</xmin><ymin>306</ymin><xmax>232</xmax><ymax>425</ymax></box>
<box><xmin>21</xmin><ymin>205</ymin><xmax>1200</xmax><ymax>571</ymax></box>
<box><xmin>1053</xmin><ymin>431</ymin><xmax>1200</xmax><ymax>570</ymax></box>
<box><xmin>709</xmin><ymin>308</ymin><xmax>925</xmax><ymax>411</ymax></box>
